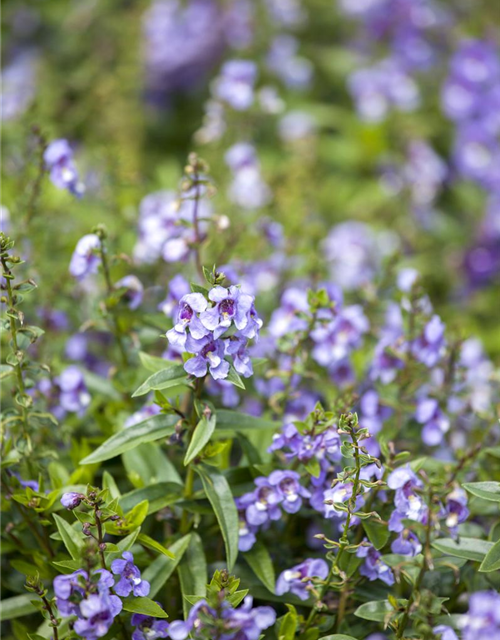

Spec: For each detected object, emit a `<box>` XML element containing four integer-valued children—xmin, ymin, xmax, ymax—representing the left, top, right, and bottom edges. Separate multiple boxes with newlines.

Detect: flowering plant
<box><xmin>2</xmin><ymin>1</ymin><xmax>500</xmax><ymax>639</ymax></box>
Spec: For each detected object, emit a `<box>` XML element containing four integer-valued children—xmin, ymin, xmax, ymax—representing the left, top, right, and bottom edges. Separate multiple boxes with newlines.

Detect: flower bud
<box><xmin>61</xmin><ymin>492</ymin><xmax>85</xmax><ymax>510</ymax></box>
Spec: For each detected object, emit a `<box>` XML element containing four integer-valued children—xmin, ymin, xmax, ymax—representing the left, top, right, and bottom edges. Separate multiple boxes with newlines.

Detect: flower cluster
<box><xmin>224</xmin><ymin>143</ymin><xmax>271</xmax><ymax>210</ymax></box>
<box><xmin>54</xmin><ymin>553</ymin><xmax>151</xmax><ymax>639</ymax></box>
<box><xmin>236</xmin><ymin>470</ymin><xmax>310</xmax><ymax>551</ymax></box>
<box><xmin>54</xmin><ymin>569</ymin><xmax>123</xmax><ymax>639</ymax></box>
<box><xmin>134</xmin><ymin>190</ymin><xmax>212</xmax><ymax>264</ymax></box>
<box><xmin>168</xmin><ymin>595</ymin><xmax>276</xmax><ymax>640</ymax></box>
<box><xmin>167</xmin><ymin>283</ymin><xmax>262</xmax><ymax>380</ymax></box>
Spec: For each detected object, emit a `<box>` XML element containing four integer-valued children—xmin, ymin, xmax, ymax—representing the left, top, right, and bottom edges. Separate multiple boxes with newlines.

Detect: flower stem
<box><xmin>97</xmin><ymin>237</ymin><xmax>129</xmax><ymax>366</ymax></box>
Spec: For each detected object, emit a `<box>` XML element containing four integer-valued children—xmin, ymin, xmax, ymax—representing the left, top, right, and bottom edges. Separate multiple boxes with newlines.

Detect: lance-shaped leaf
<box><xmin>479</xmin><ymin>538</ymin><xmax>500</xmax><ymax>572</ymax></box>
<box><xmin>354</xmin><ymin>599</ymin><xmax>406</xmax><ymax>622</ymax></box>
<box><xmin>178</xmin><ymin>533</ymin><xmax>207</xmax><ymax>618</ymax></box>
<box><xmin>184</xmin><ymin>411</ymin><xmax>217</xmax><ymax>466</ymax></box>
<box><xmin>215</xmin><ymin>410</ymin><xmax>280</xmax><ymax>433</ymax></box>
<box><xmin>243</xmin><ymin>540</ymin><xmax>276</xmax><ymax>593</ymax></box>
<box><xmin>138</xmin><ymin>533</ymin><xmax>175</xmax><ymax>559</ymax></box>
<box><xmin>132</xmin><ymin>364</ymin><xmax>189</xmax><ymax>398</ymax></box>
<box><xmin>195</xmin><ymin>465</ymin><xmax>239</xmax><ymax>571</ymax></box>
<box><xmin>0</xmin><ymin>594</ymin><xmax>36</xmax><ymax>621</ymax></box>
<box><xmin>122</xmin><ymin>597</ymin><xmax>168</xmax><ymax>618</ymax></box>
<box><xmin>463</xmin><ymin>481</ymin><xmax>500</xmax><ymax>503</ymax></box>
<box><xmin>142</xmin><ymin>534</ymin><xmax>192</xmax><ymax>598</ymax></box>
<box><xmin>80</xmin><ymin>414</ymin><xmax>179</xmax><ymax>464</ymax></box>
<box><xmin>432</xmin><ymin>537</ymin><xmax>493</xmax><ymax>562</ymax></box>
<box><xmin>53</xmin><ymin>513</ymin><xmax>84</xmax><ymax>560</ymax></box>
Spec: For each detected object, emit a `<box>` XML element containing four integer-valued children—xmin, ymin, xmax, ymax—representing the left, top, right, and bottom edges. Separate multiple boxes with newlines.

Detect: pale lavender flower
<box><xmin>111</xmin><ymin>551</ymin><xmax>150</xmax><ymax>597</ymax></box>
<box><xmin>44</xmin><ymin>139</ymin><xmax>85</xmax><ymax>196</ymax></box>
<box><xmin>184</xmin><ymin>335</ymin><xmax>230</xmax><ymax>380</ymax></box>
<box><xmin>61</xmin><ymin>492</ymin><xmax>85</xmax><ymax>510</ymax></box>
<box><xmin>415</xmin><ymin>396</ymin><xmax>449</xmax><ymax>446</ymax></box>
<box><xmin>357</xmin><ymin>542</ymin><xmax>395</xmax><ymax>585</ymax></box>
<box><xmin>411</xmin><ymin>314</ymin><xmax>445</xmax><ymax>367</ymax></box>
<box><xmin>276</xmin><ymin>558</ymin><xmax>329</xmax><ymax>600</ymax></box>
<box><xmin>391</xmin><ymin>530</ymin><xmax>422</xmax><ymax>556</ymax></box>
<box><xmin>131</xmin><ymin>613</ymin><xmax>169</xmax><ymax>640</ymax></box>
<box><xmin>69</xmin><ymin>234</ymin><xmax>101</xmax><ymax>280</ymax></box>
<box><xmin>461</xmin><ymin>591</ymin><xmax>500</xmax><ymax>640</ymax></box>
<box><xmin>214</xmin><ymin>59</ymin><xmax>257</xmax><ymax>110</ymax></box>
<box><xmin>199</xmin><ymin>285</ymin><xmax>254</xmax><ymax>339</ymax></box>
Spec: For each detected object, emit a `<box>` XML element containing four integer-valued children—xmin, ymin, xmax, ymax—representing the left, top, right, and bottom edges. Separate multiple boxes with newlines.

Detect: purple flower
<box><xmin>222</xmin><ymin>595</ymin><xmax>276</xmax><ymax>639</ymax></box>
<box><xmin>268</xmin><ymin>470</ymin><xmax>310</xmax><ymax>514</ymax></box>
<box><xmin>44</xmin><ymin>139</ymin><xmax>84</xmax><ymax>196</ymax></box>
<box><xmin>214</xmin><ymin>60</ymin><xmax>257</xmax><ymax>110</ymax></box>
<box><xmin>54</xmin><ymin>568</ymin><xmax>120</xmax><ymax>635</ymax></box>
<box><xmin>415</xmin><ymin>396</ymin><xmax>449</xmax><ymax>446</ymax></box>
<box><xmin>276</xmin><ymin>558</ymin><xmax>329</xmax><ymax>600</ymax></box>
<box><xmin>111</xmin><ymin>551</ymin><xmax>150</xmax><ymax>597</ymax></box>
<box><xmin>357</xmin><ymin>543</ymin><xmax>395</xmax><ymax>585</ymax></box>
<box><xmin>433</xmin><ymin>626</ymin><xmax>459</xmax><ymax>640</ymax></box>
<box><xmin>115</xmin><ymin>275</ymin><xmax>144</xmax><ymax>310</ymax></box>
<box><xmin>444</xmin><ymin>488</ymin><xmax>469</xmax><ymax>535</ymax></box>
<box><xmin>391</xmin><ymin>530</ymin><xmax>422</xmax><ymax>557</ymax></box>
<box><xmin>387</xmin><ymin>465</ymin><xmax>426</xmax><ymax>531</ymax></box>
<box><xmin>411</xmin><ymin>315</ymin><xmax>446</xmax><ymax>367</ymax></box>
<box><xmin>225</xmin><ymin>337</ymin><xmax>253</xmax><ymax>377</ymax></box>
<box><xmin>236</xmin><ymin>496</ymin><xmax>258</xmax><ymax>551</ymax></box>
<box><xmin>244</xmin><ymin>477</ymin><xmax>282</xmax><ymax>526</ymax></box>
<box><xmin>169</xmin><ymin>601</ymin><xmax>212</xmax><ymax>640</ymax></box>
<box><xmin>199</xmin><ymin>286</ymin><xmax>254</xmax><ymax>339</ymax></box>
<box><xmin>166</xmin><ymin>292</ymin><xmax>209</xmax><ymax>348</ymax></box>
<box><xmin>73</xmin><ymin>590</ymin><xmax>123</xmax><ymax>640</ymax></box>
<box><xmin>54</xmin><ymin>569</ymin><xmax>88</xmax><ymax>617</ymax></box>
<box><xmin>69</xmin><ymin>234</ymin><xmax>101</xmax><ymax>280</ymax></box>
<box><xmin>55</xmin><ymin>366</ymin><xmax>91</xmax><ymax>417</ymax></box>
<box><xmin>184</xmin><ymin>334</ymin><xmax>230</xmax><ymax>380</ymax></box>
<box><xmin>461</xmin><ymin>591</ymin><xmax>500</xmax><ymax>640</ymax></box>
<box><xmin>61</xmin><ymin>492</ymin><xmax>85</xmax><ymax>510</ymax></box>
<box><xmin>311</xmin><ymin>305</ymin><xmax>369</xmax><ymax>367</ymax></box>
<box><xmin>359</xmin><ymin>390</ymin><xmax>392</xmax><ymax>435</ymax></box>
<box><xmin>323</xmin><ymin>483</ymin><xmax>354</xmax><ymax>520</ymax></box>
<box><xmin>131</xmin><ymin>613</ymin><xmax>169</xmax><ymax>640</ymax></box>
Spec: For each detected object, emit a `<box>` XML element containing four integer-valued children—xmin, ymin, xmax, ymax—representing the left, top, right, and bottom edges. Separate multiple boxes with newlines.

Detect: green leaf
<box><xmin>243</xmin><ymin>540</ymin><xmax>275</xmax><ymax>593</ymax></box>
<box><xmin>0</xmin><ymin>594</ymin><xmax>36</xmax><ymax>621</ymax></box>
<box><xmin>184</xmin><ymin>412</ymin><xmax>217</xmax><ymax>465</ymax></box>
<box><xmin>143</xmin><ymin>534</ymin><xmax>192</xmax><ymax>598</ymax></box>
<box><xmin>120</xmin><ymin>482</ymin><xmax>182</xmax><ymax>515</ymax></box>
<box><xmin>80</xmin><ymin>414</ymin><xmax>179</xmax><ymax>464</ymax></box>
<box><xmin>215</xmin><ymin>410</ymin><xmax>279</xmax><ymax>433</ymax></box>
<box><xmin>139</xmin><ymin>352</ymin><xmax>177</xmax><ymax>373</ymax></box>
<box><xmin>195</xmin><ymin>465</ymin><xmax>239</xmax><ymax>571</ymax></box>
<box><xmin>479</xmin><ymin>538</ymin><xmax>500</xmax><ymax>572</ymax></box>
<box><xmin>279</xmin><ymin>605</ymin><xmax>298</xmax><ymax>640</ymax></box>
<box><xmin>123</xmin><ymin>443</ymin><xmax>182</xmax><ymax>485</ymax></box>
<box><xmin>132</xmin><ymin>365</ymin><xmax>188</xmax><ymax>397</ymax></box>
<box><xmin>53</xmin><ymin>514</ymin><xmax>83</xmax><ymax>560</ymax></box>
<box><xmin>178</xmin><ymin>533</ymin><xmax>207</xmax><ymax>617</ymax></box>
<box><xmin>432</xmin><ymin>537</ymin><xmax>493</xmax><ymax>562</ymax></box>
<box><xmin>102</xmin><ymin>471</ymin><xmax>121</xmax><ymax>499</ymax></box>
<box><xmin>122</xmin><ymin>597</ymin><xmax>168</xmax><ymax>618</ymax></box>
<box><xmin>138</xmin><ymin>533</ymin><xmax>175</xmax><ymax>559</ymax></box>
<box><xmin>226</xmin><ymin>365</ymin><xmax>245</xmax><ymax>389</ymax></box>
<box><xmin>463</xmin><ymin>482</ymin><xmax>500</xmax><ymax>503</ymax></box>
<box><xmin>354</xmin><ymin>599</ymin><xmax>405</xmax><ymax>622</ymax></box>
<box><xmin>363</xmin><ymin>519</ymin><xmax>390</xmax><ymax>551</ymax></box>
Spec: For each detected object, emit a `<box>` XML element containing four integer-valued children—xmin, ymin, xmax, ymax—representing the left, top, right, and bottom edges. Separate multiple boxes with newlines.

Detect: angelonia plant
<box><xmin>1</xmin><ymin>138</ymin><xmax>500</xmax><ymax>640</ymax></box>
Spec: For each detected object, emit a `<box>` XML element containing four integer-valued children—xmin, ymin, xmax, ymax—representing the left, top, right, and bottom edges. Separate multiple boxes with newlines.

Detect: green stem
<box><xmin>180</xmin><ymin>377</ymin><xmax>204</xmax><ymax>534</ymax></box>
<box><xmin>1</xmin><ymin>255</ymin><xmax>30</xmax><ymax>435</ymax></box>
<box><xmin>304</xmin><ymin>423</ymin><xmax>362</xmax><ymax>633</ymax></box>
<box><xmin>98</xmin><ymin>239</ymin><xmax>129</xmax><ymax>366</ymax></box>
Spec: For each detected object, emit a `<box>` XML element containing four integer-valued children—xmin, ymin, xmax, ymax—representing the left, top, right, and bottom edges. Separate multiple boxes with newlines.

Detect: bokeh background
<box><xmin>2</xmin><ymin>0</ymin><xmax>500</xmax><ymax>363</ymax></box>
